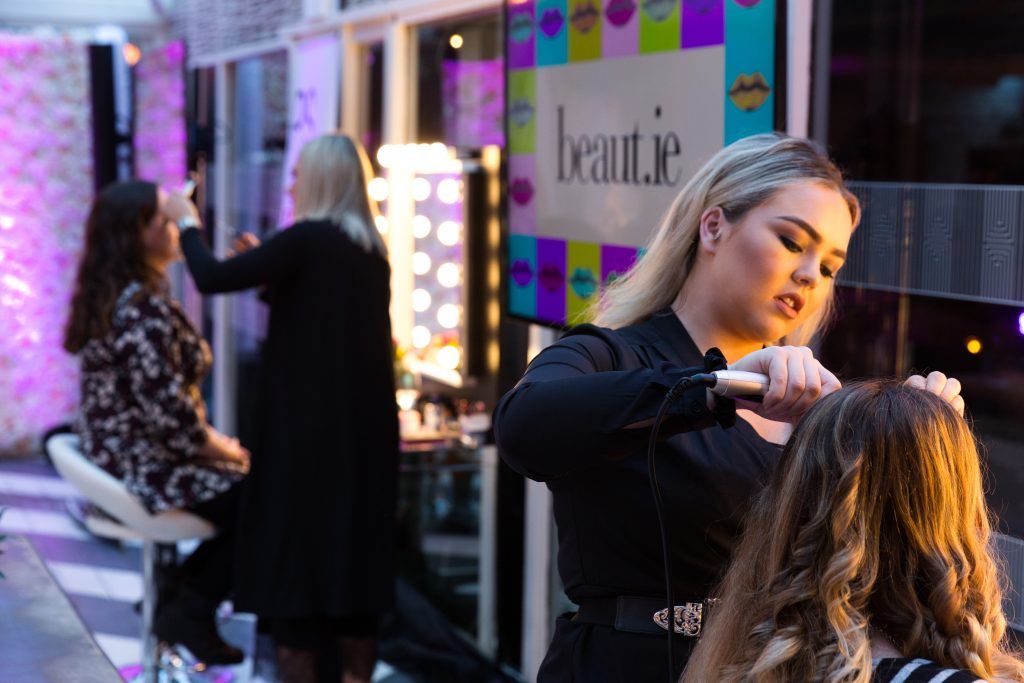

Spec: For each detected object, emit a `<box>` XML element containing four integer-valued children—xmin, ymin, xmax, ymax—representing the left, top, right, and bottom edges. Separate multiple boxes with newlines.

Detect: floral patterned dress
<box><xmin>75</xmin><ymin>282</ymin><xmax>247</xmax><ymax>513</ymax></box>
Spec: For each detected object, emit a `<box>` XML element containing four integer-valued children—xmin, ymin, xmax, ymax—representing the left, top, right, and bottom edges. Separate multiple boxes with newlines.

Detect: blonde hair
<box><xmin>592</xmin><ymin>133</ymin><xmax>860</xmax><ymax>346</ymax></box>
<box><xmin>292</xmin><ymin>133</ymin><xmax>386</xmax><ymax>255</ymax></box>
<box><xmin>683</xmin><ymin>381</ymin><xmax>1024</xmax><ymax>683</ymax></box>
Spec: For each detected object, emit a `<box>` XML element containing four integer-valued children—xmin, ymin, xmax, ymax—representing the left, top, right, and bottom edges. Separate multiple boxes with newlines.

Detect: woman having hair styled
<box><xmin>682</xmin><ymin>381</ymin><xmax>1023</xmax><ymax>683</ymax></box>
<box><xmin>163</xmin><ymin>133</ymin><xmax>398</xmax><ymax>683</ymax></box>
<box><xmin>65</xmin><ymin>180</ymin><xmax>248</xmax><ymax>665</ymax></box>
<box><xmin>493</xmin><ymin>133</ymin><xmax>965</xmax><ymax>682</ymax></box>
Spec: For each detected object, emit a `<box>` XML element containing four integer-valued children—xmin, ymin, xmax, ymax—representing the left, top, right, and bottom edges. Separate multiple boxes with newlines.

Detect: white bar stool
<box><xmin>45</xmin><ymin>433</ymin><xmax>217</xmax><ymax>683</ymax></box>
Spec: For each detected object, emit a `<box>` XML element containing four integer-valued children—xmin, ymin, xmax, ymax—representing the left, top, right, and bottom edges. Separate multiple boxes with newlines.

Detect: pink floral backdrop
<box><xmin>135</xmin><ymin>41</ymin><xmax>187</xmax><ymax>189</ymax></box>
<box><xmin>0</xmin><ymin>35</ymin><xmax>93</xmax><ymax>455</ymax></box>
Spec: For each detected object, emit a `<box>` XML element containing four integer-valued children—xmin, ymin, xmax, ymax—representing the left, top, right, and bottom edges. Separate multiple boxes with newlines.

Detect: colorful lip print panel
<box><xmin>508</xmin><ymin>1</ymin><xmax>536</xmax><ymax>69</ymax></box>
<box><xmin>508</xmin><ymin>69</ymin><xmax>536</xmax><ymax>155</ymax></box>
<box><xmin>603</xmin><ymin>0</ymin><xmax>639</xmax><ymax>58</ymax></box>
<box><xmin>566</xmin><ymin>240</ymin><xmax>601</xmax><ymax>324</ymax></box>
<box><xmin>509</xmin><ymin>235</ymin><xmax>538</xmax><ymax>319</ymax></box>
<box><xmin>681</xmin><ymin>0</ymin><xmax>723</xmax><ymax>48</ymax></box>
<box><xmin>601</xmin><ymin>244</ymin><xmax>640</xmax><ymax>288</ymax></box>
<box><xmin>536</xmin><ymin>237</ymin><xmax>567</xmax><ymax>324</ymax></box>
<box><xmin>536</xmin><ymin>0</ymin><xmax>569</xmax><ymax>66</ymax></box>
<box><xmin>568</xmin><ymin>0</ymin><xmax>601</xmax><ymax>61</ymax></box>
<box><xmin>639</xmin><ymin>0</ymin><xmax>680</xmax><ymax>53</ymax></box>
<box><xmin>724</xmin><ymin>0</ymin><xmax>774</xmax><ymax>143</ymax></box>
<box><xmin>509</xmin><ymin>154</ymin><xmax>537</xmax><ymax>234</ymax></box>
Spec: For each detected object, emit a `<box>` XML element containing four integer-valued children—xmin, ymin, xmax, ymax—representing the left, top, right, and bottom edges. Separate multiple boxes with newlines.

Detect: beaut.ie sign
<box><xmin>506</xmin><ymin>0</ymin><xmax>777</xmax><ymax>326</ymax></box>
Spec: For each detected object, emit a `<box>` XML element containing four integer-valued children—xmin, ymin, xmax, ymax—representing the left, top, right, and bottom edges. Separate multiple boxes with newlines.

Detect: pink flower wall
<box><xmin>0</xmin><ymin>35</ymin><xmax>93</xmax><ymax>454</ymax></box>
<box><xmin>135</xmin><ymin>41</ymin><xmax>187</xmax><ymax>188</ymax></box>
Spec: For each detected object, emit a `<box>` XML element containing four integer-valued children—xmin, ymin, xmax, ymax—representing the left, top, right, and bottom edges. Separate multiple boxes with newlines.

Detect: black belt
<box><xmin>573</xmin><ymin>596</ymin><xmax>716</xmax><ymax>637</ymax></box>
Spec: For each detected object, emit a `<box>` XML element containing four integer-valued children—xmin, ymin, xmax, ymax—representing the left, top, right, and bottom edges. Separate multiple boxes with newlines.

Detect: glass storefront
<box><xmin>815</xmin><ymin>0</ymin><xmax>1024</xmax><ymax>570</ymax></box>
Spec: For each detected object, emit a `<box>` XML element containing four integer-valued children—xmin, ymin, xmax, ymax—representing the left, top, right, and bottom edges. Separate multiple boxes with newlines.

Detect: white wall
<box><xmin>0</xmin><ymin>0</ymin><xmax>166</xmax><ymax>31</ymax></box>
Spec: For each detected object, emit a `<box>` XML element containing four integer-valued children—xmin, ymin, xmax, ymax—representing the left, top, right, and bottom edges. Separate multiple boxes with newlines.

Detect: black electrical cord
<box><xmin>647</xmin><ymin>373</ymin><xmax>717</xmax><ymax>683</ymax></box>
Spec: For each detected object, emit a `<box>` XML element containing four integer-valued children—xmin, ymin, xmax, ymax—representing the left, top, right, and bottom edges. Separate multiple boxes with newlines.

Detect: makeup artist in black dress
<box><xmin>495</xmin><ymin>134</ymin><xmax>868</xmax><ymax>682</ymax></box>
<box><xmin>164</xmin><ymin>134</ymin><xmax>398</xmax><ymax>683</ymax></box>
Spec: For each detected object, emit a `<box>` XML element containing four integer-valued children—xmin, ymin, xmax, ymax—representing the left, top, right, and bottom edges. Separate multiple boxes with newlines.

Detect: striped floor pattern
<box><xmin>0</xmin><ymin>456</ymin><xmax>402</xmax><ymax>682</ymax></box>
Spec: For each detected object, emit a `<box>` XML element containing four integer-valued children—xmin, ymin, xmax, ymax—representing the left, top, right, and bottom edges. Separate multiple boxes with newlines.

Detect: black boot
<box><xmin>153</xmin><ymin>586</ymin><xmax>244</xmax><ymax>665</ymax></box>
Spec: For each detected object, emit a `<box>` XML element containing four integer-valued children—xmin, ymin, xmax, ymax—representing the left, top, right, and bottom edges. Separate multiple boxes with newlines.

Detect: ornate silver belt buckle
<box><xmin>652</xmin><ymin>602</ymin><xmax>703</xmax><ymax>637</ymax></box>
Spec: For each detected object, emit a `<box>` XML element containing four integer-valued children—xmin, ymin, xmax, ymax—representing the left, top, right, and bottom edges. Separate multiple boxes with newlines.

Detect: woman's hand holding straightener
<box><xmin>728</xmin><ymin>346</ymin><xmax>841</xmax><ymax>423</ymax></box>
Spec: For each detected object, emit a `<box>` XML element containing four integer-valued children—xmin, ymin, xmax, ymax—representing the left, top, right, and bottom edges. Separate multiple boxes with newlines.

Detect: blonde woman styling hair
<box><xmin>594</xmin><ymin>132</ymin><xmax>858</xmax><ymax>345</ymax></box>
<box><xmin>683</xmin><ymin>381</ymin><xmax>1024</xmax><ymax>683</ymax></box>
<box><xmin>495</xmin><ymin>133</ymin><xmax>966</xmax><ymax>683</ymax></box>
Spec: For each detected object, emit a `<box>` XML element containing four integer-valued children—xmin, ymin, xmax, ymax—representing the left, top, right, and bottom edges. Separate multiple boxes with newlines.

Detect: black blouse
<box><xmin>494</xmin><ymin>310</ymin><xmax>781</xmax><ymax>602</ymax></box>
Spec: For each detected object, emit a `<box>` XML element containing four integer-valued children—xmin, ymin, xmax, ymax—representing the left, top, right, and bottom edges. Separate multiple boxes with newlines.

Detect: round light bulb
<box><xmin>437</xmin><ymin>345</ymin><xmax>461</xmax><ymax>370</ymax></box>
<box><xmin>437</xmin><ymin>178</ymin><xmax>461</xmax><ymax>205</ymax></box>
<box><xmin>412</xmin><ymin>252</ymin><xmax>432</xmax><ymax>275</ymax></box>
<box><xmin>368</xmin><ymin>177</ymin><xmax>389</xmax><ymax>202</ymax></box>
<box><xmin>412</xmin><ymin>288</ymin><xmax>432</xmax><ymax>312</ymax></box>
<box><xmin>376</xmin><ymin>145</ymin><xmax>396</xmax><ymax>169</ymax></box>
<box><xmin>412</xmin><ymin>177</ymin><xmax>431</xmax><ymax>202</ymax></box>
<box><xmin>412</xmin><ymin>215</ymin><xmax>432</xmax><ymax>239</ymax></box>
<box><xmin>0</xmin><ymin>215</ymin><xmax>14</xmax><ymax>230</ymax></box>
<box><xmin>437</xmin><ymin>262</ymin><xmax>461</xmax><ymax>288</ymax></box>
<box><xmin>430</xmin><ymin>142</ymin><xmax>449</xmax><ymax>159</ymax></box>
<box><xmin>437</xmin><ymin>303</ymin><xmax>460</xmax><ymax>329</ymax></box>
<box><xmin>374</xmin><ymin>216</ymin><xmax>388</xmax><ymax>234</ymax></box>
<box><xmin>449</xmin><ymin>34</ymin><xmax>464</xmax><ymax>50</ymax></box>
<box><xmin>412</xmin><ymin>326</ymin><xmax>432</xmax><ymax>349</ymax></box>
<box><xmin>965</xmin><ymin>336</ymin><xmax>983</xmax><ymax>355</ymax></box>
<box><xmin>436</xmin><ymin>220</ymin><xmax>461</xmax><ymax>246</ymax></box>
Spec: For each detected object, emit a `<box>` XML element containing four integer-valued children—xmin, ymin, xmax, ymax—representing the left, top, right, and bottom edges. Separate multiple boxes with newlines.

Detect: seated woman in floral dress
<box><xmin>64</xmin><ymin>180</ymin><xmax>248</xmax><ymax>665</ymax></box>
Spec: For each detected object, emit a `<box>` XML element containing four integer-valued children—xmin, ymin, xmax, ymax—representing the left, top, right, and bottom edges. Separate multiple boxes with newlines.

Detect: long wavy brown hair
<box><xmin>64</xmin><ymin>181</ymin><xmax>164</xmax><ymax>353</ymax></box>
<box><xmin>683</xmin><ymin>381</ymin><xmax>1024</xmax><ymax>683</ymax></box>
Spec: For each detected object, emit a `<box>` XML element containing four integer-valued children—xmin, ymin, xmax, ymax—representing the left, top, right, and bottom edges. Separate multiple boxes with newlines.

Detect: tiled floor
<box><xmin>0</xmin><ymin>456</ymin><xmax>407</xmax><ymax>682</ymax></box>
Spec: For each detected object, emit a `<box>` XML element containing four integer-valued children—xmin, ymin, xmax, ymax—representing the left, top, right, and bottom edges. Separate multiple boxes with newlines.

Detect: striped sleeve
<box><xmin>872</xmin><ymin>658</ymin><xmax>984</xmax><ymax>683</ymax></box>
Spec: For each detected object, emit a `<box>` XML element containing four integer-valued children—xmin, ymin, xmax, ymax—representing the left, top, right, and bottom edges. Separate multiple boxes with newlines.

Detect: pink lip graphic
<box><xmin>733</xmin><ymin>0</ymin><xmax>761</xmax><ymax>6</ymax></box>
<box><xmin>510</xmin><ymin>177</ymin><xmax>534</xmax><ymax>205</ymax></box>
<box><xmin>684</xmin><ymin>0</ymin><xmax>717</xmax><ymax>12</ymax></box>
<box><xmin>511</xmin><ymin>259</ymin><xmax>534</xmax><ymax>286</ymax></box>
<box><xmin>606</xmin><ymin>0</ymin><xmax>637</xmax><ymax>26</ymax></box>
<box><xmin>538</xmin><ymin>264</ymin><xmax>564</xmax><ymax>292</ymax></box>
<box><xmin>539</xmin><ymin>8</ymin><xmax>565</xmax><ymax>37</ymax></box>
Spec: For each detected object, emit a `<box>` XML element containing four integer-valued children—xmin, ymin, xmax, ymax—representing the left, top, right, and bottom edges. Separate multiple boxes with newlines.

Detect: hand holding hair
<box><xmin>904</xmin><ymin>371</ymin><xmax>965</xmax><ymax>416</ymax></box>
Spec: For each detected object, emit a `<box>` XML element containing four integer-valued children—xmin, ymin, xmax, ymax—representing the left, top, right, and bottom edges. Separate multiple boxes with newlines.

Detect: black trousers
<box><xmin>178</xmin><ymin>483</ymin><xmax>243</xmax><ymax>603</ymax></box>
<box><xmin>537</xmin><ymin>612</ymin><xmax>696</xmax><ymax>683</ymax></box>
